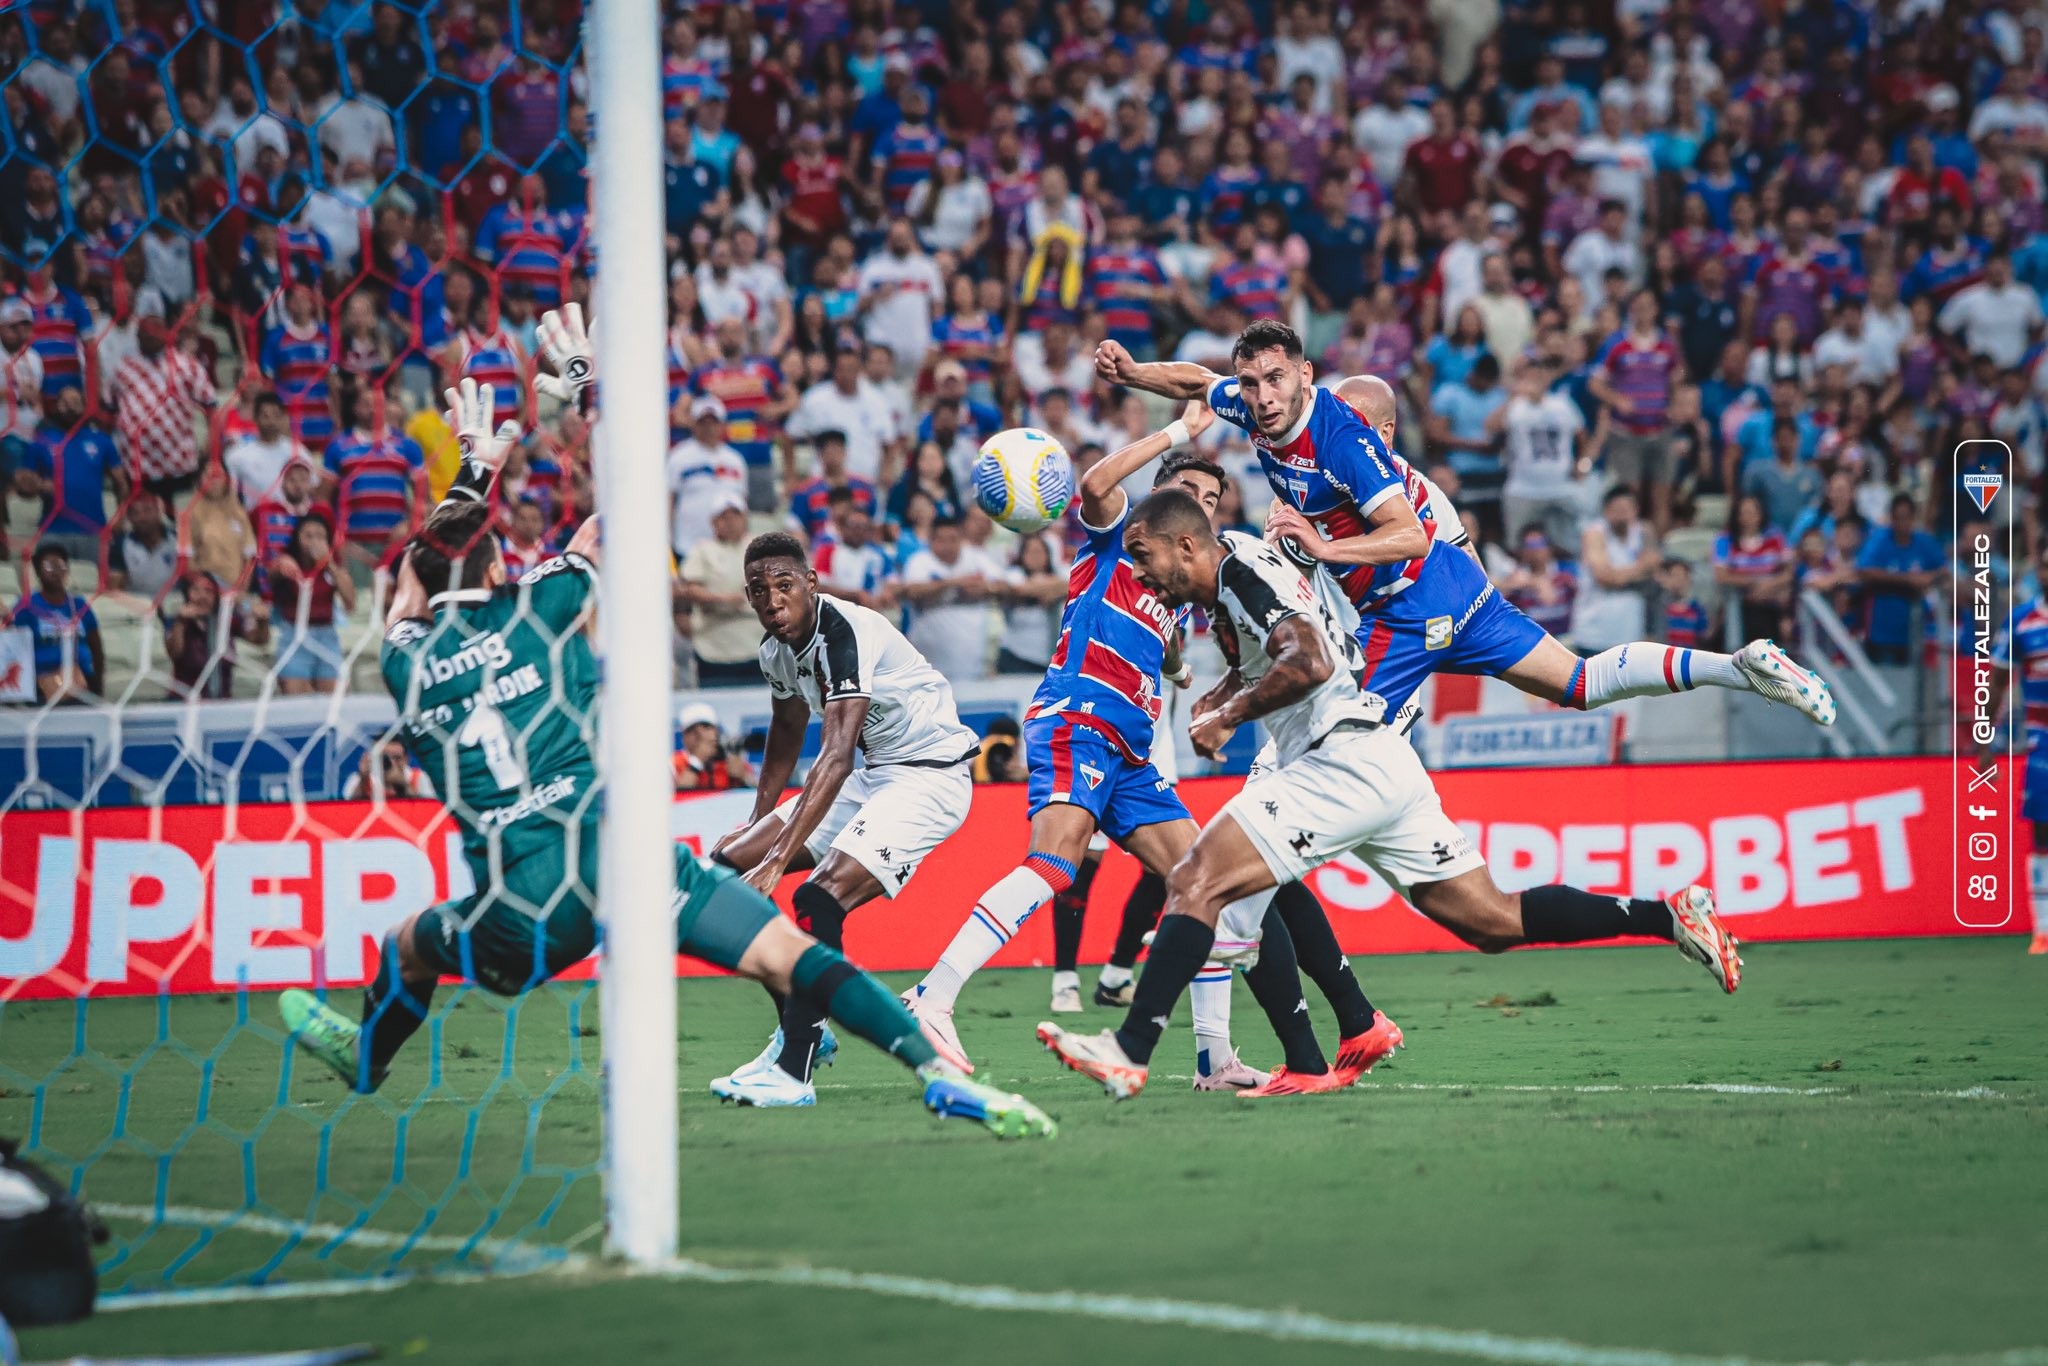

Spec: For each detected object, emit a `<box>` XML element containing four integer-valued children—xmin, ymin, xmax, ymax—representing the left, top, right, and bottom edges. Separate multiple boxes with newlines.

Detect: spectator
<box><xmin>673</xmin><ymin>701</ymin><xmax>755</xmax><ymax>792</ymax></box>
<box><xmin>0</xmin><ymin>298</ymin><xmax>44</xmax><ymax>482</ymax></box>
<box><xmin>1657</xmin><ymin>558</ymin><xmax>1710</xmax><ymax>648</ymax></box>
<box><xmin>268</xmin><ymin>508</ymin><xmax>355</xmax><ymax>696</ymax></box>
<box><xmin>1854</xmin><ymin>494</ymin><xmax>1943</xmax><ymax>667</ymax></box>
<box><xmin>250</xmin><ymin>462</ymin><xmax>321</xmax><ymax>578</ymax></box>
<box><xmin>1500</xmin><ymin>525</ymin><xmax>1577</xmax><ymax>637</ymax></box>
<box><xmin>260</xmin><ymin>284</ymin><xmax>338</xmax><ymax>453</ymax></box>
<box><xmin>994</xmin><ymin>532</ymin><xmax>1066</xmax><ymax>675</ymax></box>
<box><xmin>225</xmin><ymin>393</ymin><xmax>314</xmax><ymax>509</ymax></box>
<box><xmin>1938</xmin><ymin>253</ymin><xmax>2043</xmax><ymax>370</ymax></box>
<box><xmin>1573</xmin><ymin>486</ymin><xmax>1659</xmax><ymax>652</ymax></box>
<box><xmin>324</xmin><ymin>388</ymin><xmax>427</xmax><ymax>578</ymax></box>
<box><xmin>667</xmin><ymin>395</ymin><xmax>749</xmax><ymax>556</ymax></box>
<box><xmin>899</xmin><ymin>515</ymin><xmax>999</xmax><ymax>682</ymax></box>
<box><xmin>1713</xmin><ymin>493</ymin><xmax>1793</xmax><ymax>642</ymax></box>
<box><xmin>856</xmin><ymin>217</ymin><xmax>945</xmax><ymax>378</ymax></box>
<box><xmin>164</xmin><ymin>570</ymin><xmax>267</xmax><ymax>701</ymax></box>
<box><xmin>498</xmin><ymin>500</ymin><xmax>550</xmax><ymax>581</ymax></box>
<box><xmin>16</xmin><ymin>385</ymin><xmax>123</xmax><ymax>568</ymax></box>
<box><xmin>1590</xmin><ymin>287</ymin><xmax>1682</xmax><ymax>531</ymax></box>
<box><xmin>1496</xmin><ymin>360</ymin><xmax>1588</xmax><ymax>551</ymax></box>
<box><xmin>1742</xmin><ymin>417</ymin><xmax>1823</xmax><ymax>535</ymax></box>
<box><xmin>1471</xmin><ymin>251</ymin><xmax>1536</xmax><ymax>372</ymax></box>
<box><xmin>11</xmin><ymin>542</ymin><xmax>101</xmax><ymax>701</ymax></box>
<box><xmin>1426</xmin><ymin>351</ymin><xmax>1507</xmax><ymax>485</ymax></box>
<box><xmin>678</xmin><ymin>491</ymin><xmax>760</xmax><ymax>687</ymax></box>
<box><xmin>1562</xmin><ymin>199</ymin><xmax>1640</xmax><ymax>303</ymax></box>
<box><xmin>887</xmin><ymin>441</ymin><xmax>963</xmax><ymax>528</ymax></box>
<box><xmin>787</xmin><ymin>348</ymin><xmax>900</xmax><ymax>486</ymax></box>
<box><xmin>691</xmin><ymin>316</ymin><xmax>793</xmax><ymax>510</ymax></box>
<box><xmin>111</xmin><ymin>310</ymin><xmax>216</xmax><ymax>505</ymax></box>
<box><xmin>107</xmin><ymin>492</ymin><xmax>179</xmax><ymax>601</ymax></box>
<box><xmin>787</xmin><ymin>430</ymin><xmax>879</xmax><ymax>542</ymax></box>
<box><xmin>812</xmin><ymin>488</ymin><xmax>891</xmax><ymax>609</ymax></box>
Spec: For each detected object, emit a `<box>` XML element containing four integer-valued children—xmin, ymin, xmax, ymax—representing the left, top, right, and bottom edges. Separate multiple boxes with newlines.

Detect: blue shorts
<box><xmin>2025</xmin><ymin>744</ymin><xmax>2048</xmax><ymax>825</ymax></box>
<box><xmin>1353</xmin><ymin>543</ymin><xmax>1550</xmax><ymax>714</ymax></box>
<box><xmin>1024</xmin><ymin>714</ymin><xmax>1189</xmax><ymax>842</ymax></box>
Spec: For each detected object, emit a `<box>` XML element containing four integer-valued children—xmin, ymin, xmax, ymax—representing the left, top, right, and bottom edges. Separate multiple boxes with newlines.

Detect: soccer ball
<box><xmin>972</xmin><ymin>428</ymin><xmax>1074</xmax><ymax>534</ymax></box>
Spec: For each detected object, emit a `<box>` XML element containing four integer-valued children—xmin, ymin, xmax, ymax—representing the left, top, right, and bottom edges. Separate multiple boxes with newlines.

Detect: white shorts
<box><xmin>773</xmin><ymin>761</ymin><xmax>973</xmax><ymax>897</ymax></box>
<box><xmin>1246</xmin><ymin>700</ymin><xmax>1422</xmax><ymax>781</ymax></box>
<box><xmin>1225</xmin><ymin>725</ymin><xmax>1483</xmax><ymax>895</ymax></box>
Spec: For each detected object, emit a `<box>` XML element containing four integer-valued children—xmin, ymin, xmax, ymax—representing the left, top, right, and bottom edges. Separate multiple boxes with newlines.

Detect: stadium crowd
<box><xmin>0</xmin><ymin>0</ymin><xmax>2041</xmax><ymax>704</ymax></box>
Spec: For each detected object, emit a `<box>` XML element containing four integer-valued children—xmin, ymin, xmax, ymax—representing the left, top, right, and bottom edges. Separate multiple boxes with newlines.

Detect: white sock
<box><xmin>921</xmin><ymin>865</ymin><xmax>1059</xmax><ymax>1011</ymax></box>
<box><xmin>1051</xmin><ymin>969</ymin><xmax>1080</xmax><ymax>993</ymax></box>
<box><xmin>1574</xmin><ymin>643</ymin><xmax>1744</xmax><ymax>708</ymax></box>
<box><xmin>2031</xmin><ymin>854</ymin><xmax>2048</xmax><ymax>937</ymax></box>
<box><xmin>1191</xmin><ymin>965</ymin><xmax>1233</xmax><ymax>1075</ymax></box>
<box><xmin>1097</xmin><ymin>964</ymin><xmax>1132</xmax><ymax>990</ymax></box>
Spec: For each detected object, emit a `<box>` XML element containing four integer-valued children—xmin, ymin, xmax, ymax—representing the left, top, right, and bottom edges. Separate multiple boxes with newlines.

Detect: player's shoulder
<box><xmin>815</xmin><ymin>592</ymin><xmax>895</xmax><ymax>651</ymax></box>
<box><xmin>517</xmin><ymin>550</ymin><xmax>597</xmax><ymax>587</ymax></box>
<box><xmin>1218</xmin><ymin>530</ymin><xmax>1301</xmax><ymax>593</ymax></box>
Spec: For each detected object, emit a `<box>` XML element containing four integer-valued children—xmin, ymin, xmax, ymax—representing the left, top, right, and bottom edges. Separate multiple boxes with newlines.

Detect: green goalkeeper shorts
<box><xmin>411</xmin><ymin>819</ymin><xmax>780</xmax><ymax>994</ymax></box>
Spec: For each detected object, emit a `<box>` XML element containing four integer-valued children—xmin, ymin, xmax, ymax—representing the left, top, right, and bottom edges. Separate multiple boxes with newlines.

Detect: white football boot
<box><xmin>709</xmin><ymin>1063</ymin><xmax>816</xmax><ymax>1107</ymax></box>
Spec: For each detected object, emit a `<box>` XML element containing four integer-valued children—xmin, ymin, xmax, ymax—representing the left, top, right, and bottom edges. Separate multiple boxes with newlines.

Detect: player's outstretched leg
<box><xmin>907</xmin><ymin>847</ymin><xmax>1080</xmax><ymax>1068</ymax></box>
<box><xmin>1096</xmin><ymin>870</ymin><xmax>1164</xmax><ymax>1005</ymax></box>
<box><xmin>708</xmin><ymin>850</ymin><xmax>841</xmax><ymax>1084</ymax></box>
<box><xmin>1516</xmin><ymin>634</ymin><xmax>1835</xmax><ymax>727</ymax></box>
<box><xmin>282</xmin><ymin>914</ymin><xmax>441</xmax><ymax>1093</ymax></box>
<box><xmin>1415</xmin><ymin>870</ymin><xmax>1742</xmax><ymax>994</ymax></box>
<box><xmin>689</xmin><ymin>870</ymin><xmax>1054</xmax><ymax>1138</ymax></box>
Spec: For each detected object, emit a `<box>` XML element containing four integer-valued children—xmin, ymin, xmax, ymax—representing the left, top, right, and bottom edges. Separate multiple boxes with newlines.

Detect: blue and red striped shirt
<box><xmin>1026</xmin><ymin>499</ymin><xmax>1178</xmax><ymax>765</ymax></box>
<box><xmin>930</xmin><ymin>312</ymin><xmax>1004</xmax><ymax>386</ymax></box>
<box><xmin>20</xmin><ymin>285</ymin><xmax>90</xmax><ymax>394</ymax></box>
<box><xmin>1200</xmin><ymin>166</ymin><xmax>1263</xmax><ymax>229</ymax></box>
<box><xmin>690</xmin><ymin>355</ymin><xmax>785</xmax><ymax>465</ymax></box>
<box><xmin>324</xmin><ymin>429</ymin><xmax>425</xmax><ymax>543</ymax></box>
<box><xmin>1993</xmin><ymin>597</ymin><xmax>2048</xmax><ymax>744</ymax></box>
<box><xmin>260</xmin><ymin>322</ymin><xmax>337</xmax><ymax>449</ymax></box>
<box><xmin>874</xmin><ymin>123</ymin><xmax>944</xmax><ymax>213</ymax></box>
<box><xmin>1597</xmin><ymin>333</ymin><xmax>1679</xmax><ymax>435</ymax></box>
<box><xmin>1087</xmin><ymin>246</ymin><xmax>1167</xmax><ymax>349</ymax></box>
<box><xmin>455</xmin><ymin>328</ymin><xmax>528</xmax><ymax>405</ymax></box>
<box><xmin>1664</xmin><ymin>598</ymin><xmax>1710</xmax><ymax>648</ymax></box>
<box><xmin>1208</xmin><ymin>259</ymin><xmax>1289</xmax><ymax>319</ymax></box>
<box><xmin>475</xmin><ymin>206</ymin><xmax>580</xmax><ymax>307</ymax></box>
<box><xmin>787</xmin><ymin>476</ymin><xmax>879</xmax><ymax>541</ymax></box>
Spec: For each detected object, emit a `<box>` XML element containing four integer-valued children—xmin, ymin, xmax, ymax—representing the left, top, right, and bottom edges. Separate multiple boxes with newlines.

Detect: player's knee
<box><xmin>1163</xmin><ymin>856</ymin><xmax>1224</xmax><ymax>924</ymax></box>
<box><xmin>791</xmin><ymin>880</ymin><xmax>849</xmax><ymax>946</ymax></box>
<box><xmin>392</xmin><ymin>918</ymin><xmax>435</xmax><ymax>984</ymax></box>
<box><xmin>1414</xmin><ymin>883</ymin><xmax>1522</xmax><ymax>953</ymax></box>
<box><xmin>736</xmin><ymin>914</ymin><xmax>811</xmax><ymax>993</ymax></box>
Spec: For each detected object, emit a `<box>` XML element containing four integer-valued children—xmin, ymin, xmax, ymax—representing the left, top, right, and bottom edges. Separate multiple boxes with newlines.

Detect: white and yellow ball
<box><xmin>971</xmin><ymin>427</ymin><xmax>1075</xmax><ymax>535</ymax></box>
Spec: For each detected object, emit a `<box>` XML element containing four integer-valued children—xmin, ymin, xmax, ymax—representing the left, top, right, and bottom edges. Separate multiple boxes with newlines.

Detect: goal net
<box><xmin>0</xmin><ymin>2</ymin><xmax>672</xmax><ymax>1297</ymax></box>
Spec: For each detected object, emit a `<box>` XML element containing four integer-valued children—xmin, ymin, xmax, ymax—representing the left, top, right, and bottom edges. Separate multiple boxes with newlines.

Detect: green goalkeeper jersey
<box><xmin>380</xmin><ymin>552</ymin><xmax>601</xmax><ymax>860</ymax></box>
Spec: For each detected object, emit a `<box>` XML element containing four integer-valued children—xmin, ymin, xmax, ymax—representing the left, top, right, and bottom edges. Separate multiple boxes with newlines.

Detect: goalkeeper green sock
<box><xmin>790</xmin><ymin>943</ymin><xmax>938</xmax><ymax>1070</ymax></box>
<box><xmin>361</xmin><ymin>935</ymin><xmax>435</xmax><ymax>1083</ymax></box>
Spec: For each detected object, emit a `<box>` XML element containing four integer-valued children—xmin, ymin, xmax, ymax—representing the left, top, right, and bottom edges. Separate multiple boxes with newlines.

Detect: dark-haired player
<box><xmin>280</xmin><ymin>342</ymin><xmax>1052</xmax><ymax>1140</ymax></box>
<box><xmin>1097</xmin><ymin>321</ymin><xmax>1832</xmax><ymax>759</ymax></box>
<box><xmin>706</xmin><ymin>528</ymin><xmax>985</xmax><ymax>1106</ymax></box>
<box><xmin>901</xmin><ymin>404</ymin><xmax>1374</xmax><ymax>1093</ymax></box>
<box><xmin>1040</xmin><ymin>489</ymin><xmax>1734</xmax><ymax>1100</ymax></box>
<box><xmin>1095</xmin><ymin>321</ymin><xmax>1835</xmax><ymax>990</ymax></box>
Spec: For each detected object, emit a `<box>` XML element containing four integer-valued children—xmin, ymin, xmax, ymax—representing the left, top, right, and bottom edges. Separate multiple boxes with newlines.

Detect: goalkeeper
<box><xmin>281</xmin><ymin>309</ymin><xmax>1054</xmax><ymax>1140</ymax></box>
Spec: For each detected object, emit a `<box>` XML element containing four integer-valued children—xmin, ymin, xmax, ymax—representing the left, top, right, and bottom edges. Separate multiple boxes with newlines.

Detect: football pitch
<box><xmin>12</xmin><ymin>935</ymin><xmax>2047</xmax><ymax>1365</ymax></box>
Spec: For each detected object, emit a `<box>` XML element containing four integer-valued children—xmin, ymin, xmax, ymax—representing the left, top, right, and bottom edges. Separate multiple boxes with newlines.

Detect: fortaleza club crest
<box><xmin>1963</xmin><ymin>470</ymin><xmax>2003</xmax><ymax>514</ymax></box>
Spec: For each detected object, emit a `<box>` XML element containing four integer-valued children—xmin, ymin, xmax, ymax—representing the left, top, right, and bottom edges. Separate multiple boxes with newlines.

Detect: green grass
<box><xmin>11</xmin><ymin>936</ymin><xmax>2048</xmax><ymax>1365</ymax></box>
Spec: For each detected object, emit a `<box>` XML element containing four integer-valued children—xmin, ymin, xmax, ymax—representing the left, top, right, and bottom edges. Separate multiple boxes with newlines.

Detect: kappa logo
<box><xmin>1264</xmin><ymin>604</ymin><xmax>1290</xmax><ymax>626</ymax></box>
<box><xmin>1079</xmin><ymin>763</ymin><xmax>1105</xmax><ymax>790</ymax></box>
<box><xmin>1263</xmin><ymin>801</ymin><xmax>1279</xmax><ymax>817</ymax></box>
<box><xmin>1425</xmin><ymin>615</ymin><xmax>1454</xmax><ymax>650</ymax></box>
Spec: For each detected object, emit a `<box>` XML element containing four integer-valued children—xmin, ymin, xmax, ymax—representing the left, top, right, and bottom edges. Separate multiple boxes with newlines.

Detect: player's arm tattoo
<box><xmin>1214</xmin><ymin>617</ymin><xmax>1332</xmax><ymax>728</ymax></box>
<box><xmin>747</xmin><ymin>694</ymin><xmax>813</xmax><ymax>821</ymax></box>
<box><xmin>756</xmin><ymin>694</ymin><xmax>871</xmax><ymax>874</ymax></box>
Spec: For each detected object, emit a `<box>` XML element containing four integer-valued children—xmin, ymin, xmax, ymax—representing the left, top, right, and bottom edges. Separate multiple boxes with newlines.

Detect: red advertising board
<box><xmin>0</xmin><ymin>757</ymin><xmax>2016</xmax><ymax>1002</ymax></box>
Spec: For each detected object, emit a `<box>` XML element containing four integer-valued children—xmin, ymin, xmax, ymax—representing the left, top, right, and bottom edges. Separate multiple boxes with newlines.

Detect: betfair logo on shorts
<box><xmin>425</xmin><ymin>633</ymin><xmax>515</xmax><ymax>684</ymax></box>
<box><xmin>478</xmin><ymin>774</ymin><xmax>577</xmax><ymax>826</ymax></box>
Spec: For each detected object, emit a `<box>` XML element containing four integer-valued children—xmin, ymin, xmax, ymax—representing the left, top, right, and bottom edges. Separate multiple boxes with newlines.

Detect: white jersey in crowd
<box><xmin>759</xmin><ymin>593</ymin><xmax>979</xmax><ymax>768</ymax></box>
<box><xmin>1214</xmin><ymin>531</ymin><xmax>1383</xmax><ymax>766</ymax></box>
<box><xmin>1572</xmin><ymin>518</ymin><xmax>1650</xmax><ymax>651</ymax></box>
<box><xmin>1501</xmin><ymin>392</ymin><xmax>1586</xmax><ymax>500</ymax></box>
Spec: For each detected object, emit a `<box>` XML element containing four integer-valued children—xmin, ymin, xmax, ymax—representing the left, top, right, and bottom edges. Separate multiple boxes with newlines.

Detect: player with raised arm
<box><xmin>902</xmin><ymin>404</ymin><xmax>1376</xmax><ymax>1093</ymax></box>
<box><xmin>1985</xmin><ymin>536</ymin><xmax>2048</xmax><ymax>956</ymax></box>
<box><xmin>279</xmin><ymin>320</ymin><xmax>1053</xmax><ymax>1141</ymax></box>
<box><xmin>1095</xmin><ymin>323</ymin><xmax>1834</xmax><ymax>744</ymax></box>
<box><xmin>704</xmin><ymin>532</ymin><xmax>987</xmax><ymax>1106</ymax></box>
<box><xmin>1038</xmin><ymin>491</ymin><xmax>1738</xmax><ymax>1099</ymax></box>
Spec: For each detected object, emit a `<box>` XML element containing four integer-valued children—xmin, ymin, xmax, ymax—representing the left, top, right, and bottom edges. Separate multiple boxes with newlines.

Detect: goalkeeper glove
<box><xmin>533</xmin><ymin>302</ymin><xmax>595</xmax><ymax>407</ymax></box>
<box><xmin>439</xmin><ymin>376</ymin><xmax>522</xmax><ymax>506</ymax></box>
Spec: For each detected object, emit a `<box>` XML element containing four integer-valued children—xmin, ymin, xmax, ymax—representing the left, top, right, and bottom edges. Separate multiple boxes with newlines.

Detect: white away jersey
<box><xmin>1213</xmin><ymin>531</ymin><xmax>1385</xmax><ymax>765</ymax></box>
<box><xmin>759</xmin><ymin>593</ymin><xmax>979</xmax><ymax>767</ymax></box>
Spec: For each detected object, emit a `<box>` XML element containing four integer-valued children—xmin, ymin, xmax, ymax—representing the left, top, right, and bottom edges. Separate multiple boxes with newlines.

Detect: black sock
<box><xmin>1053</xmin><ymin>856</ymin><xmax>1098</xmax><ymax>973</ymax></box>
<box><xmin>1520</xmin><ymin>885</ymin><xmax>1674</xmax><ymax>944</ymax></box>
<box><xmin>1241</xmin><ymin>905</ymin><xmax>1327</xmax><ymax>1074</ymax></box>
<box><xmin>1111</xmin><ymin>870</ymin><xmax>1166</xmax><ymax>969</ymax></box>
<box><xmin>1273</xmin><ymin>882</ymin><xmax>1377</xmax><ymax>1037</ymax></box>
<box><xmin>776</xmin><ymin>882</ymin><xmax>848</xmax><ymax>1080</ymax></box>
<box><xmin>360</xmin><ymin>935</ymin><xmax>435</xmax><ymax>1089</ymax></box>
<box><xmin>1115</xmin><ymin>914</ymin><xmax>1213</xmax><ymax>1065</ymax></box>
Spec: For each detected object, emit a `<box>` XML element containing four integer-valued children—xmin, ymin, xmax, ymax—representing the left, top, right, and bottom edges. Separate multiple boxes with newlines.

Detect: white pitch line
<box><xmin>90</xmin><ymin>1231</ymin><xmax>2048</xmax><ymax>1366</ymax></box>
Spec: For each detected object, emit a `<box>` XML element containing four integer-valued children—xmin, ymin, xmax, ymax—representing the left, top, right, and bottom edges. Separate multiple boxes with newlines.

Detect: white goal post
<box><xmin>590</xmin><ymin>0</ymin><xmax>680</xmax><ymax>1266</ymax></box>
